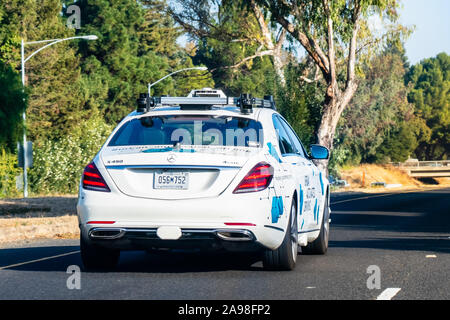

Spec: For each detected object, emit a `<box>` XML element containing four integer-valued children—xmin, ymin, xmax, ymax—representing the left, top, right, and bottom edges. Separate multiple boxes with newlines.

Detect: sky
<box><xmin>399</xmin><ymin>0</ymin><xmax>450</xmax><ymax>64</ymax></box>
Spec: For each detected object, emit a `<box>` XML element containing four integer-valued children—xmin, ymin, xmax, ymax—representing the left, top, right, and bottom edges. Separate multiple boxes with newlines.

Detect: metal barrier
<box><xmin>388</xmin><ymin>161</ymin><xmax>450</xmax><ymax>178</ymax></box>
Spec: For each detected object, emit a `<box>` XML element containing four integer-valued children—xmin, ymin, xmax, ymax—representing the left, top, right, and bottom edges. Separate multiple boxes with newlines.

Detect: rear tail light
<box><xmin>233</xmin><ymin>162</ymin><xmax>274</xmax><ymax>194</ymax></box>
<box><xmin>82</xmin><ymin>162</ymin><xmax>111</xmax><ymax>192</ymax></box>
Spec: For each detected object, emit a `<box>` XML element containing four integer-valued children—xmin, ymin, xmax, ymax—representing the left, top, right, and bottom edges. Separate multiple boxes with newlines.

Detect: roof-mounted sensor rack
<box><xmin>136</xmin><ymin>88</ymin><xmax>276</xmax><ymax>114</ymax></box>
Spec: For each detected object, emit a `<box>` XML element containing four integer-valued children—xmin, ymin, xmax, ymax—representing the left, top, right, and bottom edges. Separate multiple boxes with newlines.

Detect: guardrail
<box><xmin>389</xmin><ymin>160</ymin><xmax>450</xmax><ymax>167</ymax></box>
<box><xmin>388</xmin><ymin>160</ymin><xmax>450</xmax><ymax>178</ymax></box>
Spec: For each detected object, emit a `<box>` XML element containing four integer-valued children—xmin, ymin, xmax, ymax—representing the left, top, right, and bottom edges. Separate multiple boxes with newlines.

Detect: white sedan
<box><xmin>77</xmin><ymin>89</ymin><xmax>330</xmax><ymax>270</ymax></box>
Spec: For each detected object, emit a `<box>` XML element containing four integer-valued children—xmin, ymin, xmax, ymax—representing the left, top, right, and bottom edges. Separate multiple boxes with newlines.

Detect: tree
<box><xmin>334</xmin><ymin>40</ymin><xmax>420</xmax><ymax>164</ymax></box>
<box><xmin>0</xmin><ymin>0</ymin><xmax>86</xmax><ymax>143</ymax></box>
<box><xmin>406</xmin><ymin>52</ymin><xmax>449</xmax><ymax>160</ymax></box>
<box><xmin>277</xmin><ymin>60</ymin><xmax>324</xmax><ymax>146</ymax></box>
<box><xmin>376</xmin><ymin>122</ymin><xmax>419</xmax><ymax>162</ymax></box>
<box><xmin>171</xmin><ymin>0</ymin><xmax>287</xmax><ymax>86</ymax></box>
<box><xmin>259</xmin><ymin>0</ymin><xmax>401</xmax><ymax>172</ymax></box>
<box><xmin>194</xmin><ymin>35</ymin><xmax>277</xmax><ymax>97</ymax></box>
<box><xmin>138</xmin><ymin>0</ymin><xmax>214</xmax><ymax>96</ymax></box>
<box><xmin>0</xmin><ymin>61</ymin><xmax>27</xmax><ymax>150</ymax></box>
<box><xmin>76</xmin><ymin>0</ymin><xmax>213</xmax><ymax>123</ymax></box>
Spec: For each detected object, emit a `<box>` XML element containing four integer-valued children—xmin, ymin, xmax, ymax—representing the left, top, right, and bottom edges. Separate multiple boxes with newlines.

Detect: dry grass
<box><xmin>336</xmin><ymin>164</ymin><xmax>450</xmax><ymax>192</ymax></box>
<box><xmin>435</xmin><ymin>177</ymin><xmax>450</xmax><ymax>185</ymax></box>
<box><xmin>339</xmin><ymin>164</ymin><xmax>421</xmax><ymax>187</ymax></box>
<box><xmin>0</xmin><ymin>215</ymin><xmax>79</xmax><ymax>245</ymax></box>
<box><xmin>0</xmin><ymin>195</ymin><xmax>79</xmax><ymax>246</ymax></box>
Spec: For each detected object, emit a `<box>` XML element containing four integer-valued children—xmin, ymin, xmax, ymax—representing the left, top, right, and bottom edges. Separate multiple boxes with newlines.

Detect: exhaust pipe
<box><xmin>215</xmin><ymin>230</ymin><xmax>255</xmax><ymax>242</ymax></box>
<box><xmin>89</xmin><ymin>228</ymin><xmax>125</xmax><ymax>240</ymax></box>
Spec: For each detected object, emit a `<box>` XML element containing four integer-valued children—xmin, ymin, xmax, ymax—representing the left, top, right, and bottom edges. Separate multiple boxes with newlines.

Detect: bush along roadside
<box><xmin>28</xmin><ymin>115</ymin><xmax>113</xmax><ymax>195</ymax></box>
<box><xmin>0</xmin><ymin>149</ymin><xmax>21</xmax><ymax>198</ymax></box>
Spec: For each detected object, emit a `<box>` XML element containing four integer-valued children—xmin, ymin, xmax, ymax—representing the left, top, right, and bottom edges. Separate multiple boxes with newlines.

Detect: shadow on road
<box><xmin>0</xmin><ymin>245</ymin><xmax>264</xmax><ymax>273</ymax></box>
<box><xmin>330</xmin><ymin>189</ymin><xmax>450</xmax><ymax>253</ymax></box>
<box><xmin>0</xmin><ymin>196</ymin><xmax>77</xmax><ymax>218</ymax></box>
<box><xmin>329</xmin><ymin>236</ymin><xmax>450</xmax><ymax>254</ymax></box>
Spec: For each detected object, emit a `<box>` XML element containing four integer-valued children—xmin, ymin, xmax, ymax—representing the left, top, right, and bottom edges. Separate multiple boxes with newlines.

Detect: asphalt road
<box><xmin>0</xmin><ymin>188</ymin><xmax>449</xmax><ymax>300</ymax></box>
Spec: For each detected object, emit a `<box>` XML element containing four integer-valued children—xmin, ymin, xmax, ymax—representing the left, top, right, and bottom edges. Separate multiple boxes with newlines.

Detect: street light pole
<box><xmin>148</xmin><ymin>66</ymin><xmax>207</xmax><ymax>96</ymax></box>
<box><xmin>21</xmin><ymin>39</ymin><xmax>28</xmax><ymax>197</ymax></box>
<box><xmin>20</xmin><ymin>35</ymin><xmax>98</xmax><ymax>198</ymax></box>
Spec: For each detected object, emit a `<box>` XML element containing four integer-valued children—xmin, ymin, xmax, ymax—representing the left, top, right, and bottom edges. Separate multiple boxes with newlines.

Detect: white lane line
<box><xmin>332</xmin><ymin>189</ymin><xmax>428</xmax><ymax>205</ymax></box>
<box><xmin>376</xmin><ymin>288</ymin><xmax>401</xmax><ymax>300</ymax></box>
<box><xmin>332</xmin><ymin>193</ymin><xmax>396</xmax><ymax>205</ymax></box>
<box><xmin>0</xmin><ymin>250</ymin><xmax>80</xmax><ymax>271</ymax></box>
<box><xmin>426</xmin><ymin>254</ymin><xmax>437</xmax><ymax>258</ymax></box>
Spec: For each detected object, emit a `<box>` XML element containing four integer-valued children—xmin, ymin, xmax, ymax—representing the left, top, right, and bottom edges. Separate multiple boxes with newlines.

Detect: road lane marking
<box><xmin>0</xmin><ymin>250</ymin><xmax>80</xmax><ymax>270</ymax></box>
<box><xmin>376</xmin><ymin>288</ymin><xmax>401</xmax><ymax>300</ymax></box>
<box><xmin>331</xmin><ymin>189</ymin><xmax>428</xmax><ymax>205</ymax></box>
<box><xmin>426</xmin><ymin>254</ymin><xmax>437</xmax><ymax>258</ymax></box>
<box><xmin>332</xmin><ymin>193</ymin><xmax>397</xmax><ymax>205</ymax></box>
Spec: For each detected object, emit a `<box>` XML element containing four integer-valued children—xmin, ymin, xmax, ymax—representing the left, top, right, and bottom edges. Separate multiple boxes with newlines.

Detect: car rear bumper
<box><xmin>84</xmin><ymin>227</ymin><xmax>264</xmax><ymax>252</ymax></box>
<box><xmin>77</xmin><ymin>188</ymin><xmax>289</xmax><ymax>251</ymax></box>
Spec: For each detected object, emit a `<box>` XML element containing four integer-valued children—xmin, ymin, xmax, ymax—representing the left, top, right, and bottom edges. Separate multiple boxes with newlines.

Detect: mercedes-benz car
<box><xmin>77</xmin><ymin>88</ymin><xmax>330</xmax><ymax>271</ymax></box>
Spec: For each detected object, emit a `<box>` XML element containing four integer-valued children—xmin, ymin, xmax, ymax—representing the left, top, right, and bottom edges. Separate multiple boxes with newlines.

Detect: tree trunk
<box><xmin>316</xmin><ymin>100</ymin><xmax>338</xmax><ymax>175</ymax></box>
<box><xmin>273</xmin><ymin>48</ymin><xmax>285</xmax><ymax>85</ymax></box>
<box><xmin>249</xmin><ymin>0</ymin><xmax>286</xmax><ymax>86</ymax></box>
<box><xmin>316</xmin><ymin>81</ymin><xmax>358</xmax><ymax>175</ymax></box>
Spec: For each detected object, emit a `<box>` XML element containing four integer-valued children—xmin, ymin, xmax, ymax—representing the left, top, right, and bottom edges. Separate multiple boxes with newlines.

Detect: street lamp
<box><xmin>148</xmin><ymin>66</ymin><xmax>208</xmax><ymax>96</ymax></box>
<box><xmin>20</xmin><ymin>35</ymin><xmax>98</xmax><ymax>198</ymax></box>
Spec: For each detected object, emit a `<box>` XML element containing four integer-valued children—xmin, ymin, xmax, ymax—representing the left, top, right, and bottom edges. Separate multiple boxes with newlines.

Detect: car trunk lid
<box><xmin>102</xmin><ymin>145</ymin><xmax>260</xmax><ymax>199</ymax></box>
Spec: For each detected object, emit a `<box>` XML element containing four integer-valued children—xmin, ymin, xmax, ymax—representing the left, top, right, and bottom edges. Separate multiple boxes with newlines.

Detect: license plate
<box><xmin>154</xmin><ymin>171</ymin><xmax>189</xmax><ymax>190</ymax></box>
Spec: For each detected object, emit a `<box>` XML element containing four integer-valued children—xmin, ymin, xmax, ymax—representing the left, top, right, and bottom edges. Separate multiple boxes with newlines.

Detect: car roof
<box><xmin>125</xmin><ymin>105</ymin><xmax>278</xmax><ymax>122</ymax></box>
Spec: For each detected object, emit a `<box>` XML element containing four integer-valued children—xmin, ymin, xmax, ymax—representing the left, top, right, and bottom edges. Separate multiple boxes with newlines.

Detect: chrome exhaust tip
<box><xmin>89</xmin><ymin>228</ymin><xmax>125</xmax><ymax>240</ymax></box>
<box><xmin>215</xmin><ymin>230</ymin><xmax>255</xmax><ymax>242</ymax></box>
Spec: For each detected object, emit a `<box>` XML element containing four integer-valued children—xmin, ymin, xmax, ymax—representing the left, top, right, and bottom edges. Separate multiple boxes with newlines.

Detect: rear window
<box><xmin>108</xmin><ymin>115</ymin><xmax>263</xmax><ymax>147</ymax></box>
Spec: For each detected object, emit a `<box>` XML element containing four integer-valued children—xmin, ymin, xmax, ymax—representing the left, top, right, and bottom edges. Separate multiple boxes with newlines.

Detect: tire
<box><xmin>263</xmin><ymin>199</ymin><xmax>298</xmax><ymax>271</ymax></box>
<box><xmin>80</xmin><ymin>234</ymin><xmax>120</xmax><ymax>271</ymax></box>
<box><xmin>302</xmin><ymin>193</ymin><xmax>330</xmax><ymax>255</ymax></box>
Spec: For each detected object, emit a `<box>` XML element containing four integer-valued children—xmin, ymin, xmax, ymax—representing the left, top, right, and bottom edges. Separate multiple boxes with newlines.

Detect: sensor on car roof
<box><xmin>136</xmin><ymin>88</ymin><xmax>276</xmax><ymax>114</ymax></box>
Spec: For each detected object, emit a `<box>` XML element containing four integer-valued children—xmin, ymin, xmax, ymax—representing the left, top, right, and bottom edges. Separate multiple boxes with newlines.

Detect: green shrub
<box><xmin>0</xmin><ymin>149</ymin><xmax>21</xmax><ymax>198</ymax></box>
<box><xmin>29</xmin><ymin>115</ymin><xmax>113</xmax><ymax>194</ymax></box>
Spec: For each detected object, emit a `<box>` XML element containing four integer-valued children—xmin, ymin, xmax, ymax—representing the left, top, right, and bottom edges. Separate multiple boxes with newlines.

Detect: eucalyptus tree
<box><xmin>259</xmin><ymin>0</ymin><xmax>402</xmax><ymax>171</ymax></box>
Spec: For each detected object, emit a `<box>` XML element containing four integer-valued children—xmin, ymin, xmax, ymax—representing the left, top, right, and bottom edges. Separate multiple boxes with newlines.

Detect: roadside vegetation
<box><xmin>0</xmin><ymin>0</ymin><xmax>448</xmax><ymax>197</ymax></box>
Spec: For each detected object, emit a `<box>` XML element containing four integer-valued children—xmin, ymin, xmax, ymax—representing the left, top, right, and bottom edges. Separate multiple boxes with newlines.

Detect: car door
<box><xmin>272</xmin><ymin>115</ymin><xmax>313</xmax><ymax>232</ymax></box>
<box><xmin>270</xmin><ymin>115</ymin><xmax>297</xmax><ymax>219</ymax></box>
<box><xmin>276</xmin><ymin>115</ymin><xmax>317</xmax><ymax>232</ymax></box>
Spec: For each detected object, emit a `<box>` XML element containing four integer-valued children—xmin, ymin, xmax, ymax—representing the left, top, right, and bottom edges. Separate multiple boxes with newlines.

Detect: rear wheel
<box><xmin>263</xmin><ymin>200</ymin><xmax>298</xmax><ymax>271</ymax></box>
<box><xmin>80</xmin><ymin>234</ymin><xmax>120</xmax><ymax>271</ymax></box>
<box><xmin>302</xmin><ymin>194</ymin><xmax>330</xmax><ymax>255</ymax></box>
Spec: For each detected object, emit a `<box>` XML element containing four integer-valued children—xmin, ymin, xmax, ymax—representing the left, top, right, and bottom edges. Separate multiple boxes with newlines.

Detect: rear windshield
<box><xmin>108</xmin><ymin>115</ymin><xmax>263</xmax><ymax>147</ymax></box>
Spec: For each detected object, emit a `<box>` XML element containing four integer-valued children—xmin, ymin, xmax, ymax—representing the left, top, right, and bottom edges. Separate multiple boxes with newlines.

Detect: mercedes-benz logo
<box><xmin>167</xmin><ymin>154</ymin><xmax>176</xmax><ymax>163</ymax></box>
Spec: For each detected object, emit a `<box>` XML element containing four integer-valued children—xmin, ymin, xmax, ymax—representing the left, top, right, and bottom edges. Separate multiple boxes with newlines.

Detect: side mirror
<box><xmin>310</xmin><ymin>144</ymin><xmax>329</xmax><ymax>160</ymax></box>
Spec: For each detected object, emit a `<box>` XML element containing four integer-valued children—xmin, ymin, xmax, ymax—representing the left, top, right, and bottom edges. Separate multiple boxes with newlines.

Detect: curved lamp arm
<box><xmin>24</xmin><ymin>35</ymin><xmax>98</xmax><ymax>63</ymax></box>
